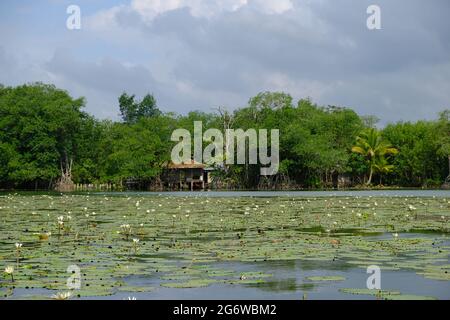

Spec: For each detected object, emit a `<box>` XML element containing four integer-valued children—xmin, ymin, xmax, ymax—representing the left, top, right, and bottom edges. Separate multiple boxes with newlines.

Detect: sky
<box><xmin>0</xmin><ymin>0</ymin><xmax>449</xmax><ymax>124</ymax></box>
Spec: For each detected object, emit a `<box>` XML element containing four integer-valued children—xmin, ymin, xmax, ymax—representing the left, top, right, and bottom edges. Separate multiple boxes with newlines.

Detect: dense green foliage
<box><xmin>0</xmin><ymin>83</ymin><xmax>448</xmax><ymax>190</ymax></box>
<box><xmin>352</xmin><ymin>128</ymin><xmax>398</xmax><ymax>185</ymax></box>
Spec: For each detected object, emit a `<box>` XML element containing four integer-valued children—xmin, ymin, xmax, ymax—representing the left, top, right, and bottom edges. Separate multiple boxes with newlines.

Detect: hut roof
<box><xmin>166</xmin><ymin>160</ymin><xmax>205</xmax><ymax>169</ymax></box>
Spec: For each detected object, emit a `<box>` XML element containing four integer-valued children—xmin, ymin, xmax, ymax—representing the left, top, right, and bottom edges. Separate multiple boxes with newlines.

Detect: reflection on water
<box><xmin>87</xmin><ymin>253</ymin><xmax>450</xmax><ymax>300</ymax></box>
<box><xmin>117</xmin><ymin>232</ymin><xmax>450</xmax><ymax>300</ymax></box>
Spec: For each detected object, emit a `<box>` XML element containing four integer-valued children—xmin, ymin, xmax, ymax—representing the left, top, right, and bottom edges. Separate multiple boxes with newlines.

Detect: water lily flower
<box><xmin>4</xmin><ymin>266</ymin><xmax>14</xmax><ymax>274</ymax></box>
<box><xmin>15</xmin><ymin>243</ymin><xmax>22</xmax><ymax>249</ymax></box>
<box><xmin>4</xmin><ymin>266</ymin><xmax>14</xmax><ymax>282</ymax></box>
<box><xmin>51</xmin><ymin>291</ymin><xmax>72</xmax><ymax>300</ymax></box>
<box><xmin>120</xmin><ymin>224</ymin><xmax>132</xmax><ymax>239</ymax></box>
<box><xmin>132</xmin><ymin>238</ymin><xmax>140</xmax><ymax>254</ymax></box>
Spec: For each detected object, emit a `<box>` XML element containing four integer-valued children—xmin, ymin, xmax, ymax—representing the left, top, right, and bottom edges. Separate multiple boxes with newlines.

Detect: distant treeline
<box><xmin>0</xmin><ymin>83</ymin><xmax>449</xmax><ymax>190</ymax></box>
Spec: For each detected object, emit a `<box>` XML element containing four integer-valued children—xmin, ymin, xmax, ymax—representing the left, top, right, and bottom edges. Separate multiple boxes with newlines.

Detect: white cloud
<box><xmin>130</xmin><ymin>0</ymin><xmax>249</xmax><ymax>21</ymax></box>
<box><xmin>126</xmin><ymin>0</ymin><xmax>294</xmax><ymax>22</ymax></box>
<box><xmin>250</xmin><ymin>0</ymin><xmax>293</xmax><ymax>15</ymax></box>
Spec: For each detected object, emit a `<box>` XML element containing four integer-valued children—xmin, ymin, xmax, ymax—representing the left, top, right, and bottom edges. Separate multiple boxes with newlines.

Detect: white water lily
<box><xmin>132</xmin><ymin>238</ymin><xmax>140</xmax><ymax>244</ymax></box>
<box><xmin>51</xmin><ymin>291</ymin><xmax>72</xmax><ymax>300</ymax></box>
<box><xmin>120</xmin><ymin>224</ymin><xmax>131</xmax><ymax>231</ymax></box>
<box><xmin>4</xmin><ymin>266</ymin><xmax>14</xmax><ymax>274</ymax></box>
<box><xmin>4</xmin><ymin>266</ymin><xmax>14</xmax><ymax>282</ymax></box>
<box><xmin>120</xmin><ymin>224</ymin><xmax>132</xmax><ymax>238</ymax></box>
<box><xmin>15</xmin><ymin>243</ymin><xmax>22</xmax><ymax>249</ymax></box>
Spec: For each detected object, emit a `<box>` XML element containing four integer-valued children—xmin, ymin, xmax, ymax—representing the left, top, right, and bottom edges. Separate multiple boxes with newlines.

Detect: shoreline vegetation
<box><xmin>0</xmin><ymin>82</ymin><xmax>449</xmax><ymax>192</ymax></box>
<box><xmin>0</xmin><ymin>185</ymin><xmax>449</xmax><ymax>193</ymax></box>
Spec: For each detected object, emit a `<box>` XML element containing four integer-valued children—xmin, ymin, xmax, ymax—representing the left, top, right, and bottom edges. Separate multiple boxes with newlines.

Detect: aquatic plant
<box><xmin>4</xmin><ymin>266</ymin><xmax>14</xmax><ymax>283</ymax></box>
<box><xmin>132</xmin><ymin>238</ymin><xmax>140</xmax><ymax>255</ymax></box>
<box><xmin>51</xmin><ymin>291</ymin><xmax>72</xmax><ymax>300</ymax></box>
<box><xmin>0</xmin><ymin>194</ymin><xmax>448</xmax><ymax>299</ymax></box>
<box><xmin>120</xmin><ymin>224</ymin><xmax>132</xmax><ymax>240</ymax></box>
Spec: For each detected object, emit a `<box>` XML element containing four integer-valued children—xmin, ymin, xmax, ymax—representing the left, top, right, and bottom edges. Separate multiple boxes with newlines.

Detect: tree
<box><xmin>0</xmin><ymin>83</ymin><xmax>85</xmax><ymax>189</ymax></box>
<box><xmin>119</xmin><ymin>93</ymin><xmax>160</xmax><ymax>124</ymax></box>
<box><xmin>352</xmin><ymin>128</ymin><xmax>398</xmax><ymax>185</ymax></box>
<box><xmin>373</xmin><ymin>157</ymin><xmax>394</xmax><ymax>185</ymax></box>
<box><xmin>437</xmin><ymin>110</ymin><xmax>450</xmax><ymax>183</ymax></box>
<box><xmin>382</xmin><ymin>121</ymin><xmax>445</xmax><ymax>186</ymax></box>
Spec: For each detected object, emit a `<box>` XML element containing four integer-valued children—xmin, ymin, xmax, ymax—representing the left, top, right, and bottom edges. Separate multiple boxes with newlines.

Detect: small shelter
<box><xmin>163</xmin><ymin>160</ymin><xmax>212</xmax><ymax>190</ymax></box>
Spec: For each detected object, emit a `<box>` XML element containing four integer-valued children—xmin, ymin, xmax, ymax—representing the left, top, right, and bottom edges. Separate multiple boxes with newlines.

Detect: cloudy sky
<box><xmin>0</xmin><ymin>0</ymin><xmax>449</xmax><ymax>124</ymax></box>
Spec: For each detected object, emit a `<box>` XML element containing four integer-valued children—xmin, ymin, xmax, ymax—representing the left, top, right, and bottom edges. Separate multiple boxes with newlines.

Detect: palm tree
<box><xmin>373</xmin><ymin>157</ymin><xmax>394</xmax><ymax>185</ymax></box>
<box><xmin>352</xmin><ymin>129</ymin><xmax>398</xmax><ymax>185</ymax></box>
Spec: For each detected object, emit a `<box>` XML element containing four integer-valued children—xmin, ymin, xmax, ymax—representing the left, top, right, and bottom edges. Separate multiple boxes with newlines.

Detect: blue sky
<box><xmin>0</xmin><ymin>0</ymin><xmax>449</xmax><ymax>123</ymax></box>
